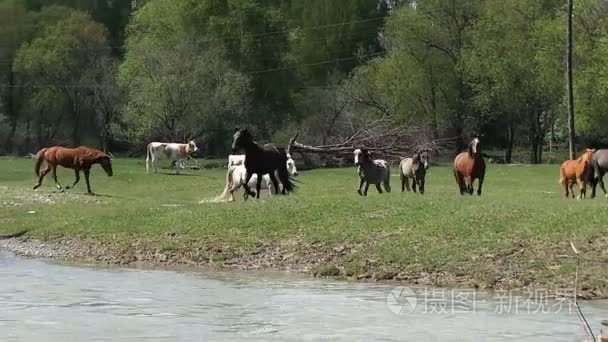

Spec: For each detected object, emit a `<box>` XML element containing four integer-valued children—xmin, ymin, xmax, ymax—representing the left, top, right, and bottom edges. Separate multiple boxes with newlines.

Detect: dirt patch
<box><xmin>0</xmin><ymin>187</ymin><xmax>103</xmax><ymax>208</ymax></box>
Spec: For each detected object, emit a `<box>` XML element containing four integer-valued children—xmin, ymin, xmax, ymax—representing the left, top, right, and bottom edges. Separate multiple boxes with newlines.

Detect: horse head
<box><xmin>468</xmin><ymin>138</ymin><xmax>481</xmax><ymax>157</ymax></box>
<box><xmin>419</xmin><ymin>150</ymin><xmax>431</xmax><ymax>170</ymax></box>
<box><xmin>582</xmin><ymin>148</ymin><xmax>596</xmax><ymax>163</ymax></box>
<box><xmin>286</xmin><ymin>153</ymin><xmax>298</xmax><ymax>176</ymax></box>
<box><xmin>354</xmin><ymin>148</ymin><xmax>370</xmax><ymax>166</ymax></box>
<box><xmin>232</xmin><ymin>128</ymin><xmax>253</xmax><ymax>153</ymax></box>
<box><xmin>98</xmin><ymin>153</ymin><xmax>113</xmax><ymax>177</ymax></box>
<box><xmin>187</xmin><ymin>140</ymin><xmax>199</xmax><ymax>154</ymax></box>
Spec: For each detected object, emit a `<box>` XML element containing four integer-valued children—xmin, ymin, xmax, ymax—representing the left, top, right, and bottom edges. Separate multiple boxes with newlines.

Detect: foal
<box><xmin>399</xmin><ymin>151</ymin><xmax>430</xmax><ymax>194</ymax></box>
<box><xmin>559</xmin><ymin>149</ymin><xmax>595</xmax><ymax>199</ymax></box>
<box><xmin>354</xmin><ymin>148</ymin><xmax>390</xmax><ymax>196</ymax></box>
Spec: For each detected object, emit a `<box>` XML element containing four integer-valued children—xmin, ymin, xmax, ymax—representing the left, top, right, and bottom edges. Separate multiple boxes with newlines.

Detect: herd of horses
<box><xmin>28</xmin><ymin>129</ymin><xmax>608</xmax><ymax>200</ymax></box>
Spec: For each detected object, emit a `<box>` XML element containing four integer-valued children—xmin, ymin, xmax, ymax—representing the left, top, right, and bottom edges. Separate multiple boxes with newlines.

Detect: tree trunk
<box><xmin>24</xmin><ymin>119</ymin><xmax>31</xmax><ymax>154</ymax></box>
<box><xmin>5</xmin><ymin>119</ymin><xmax>17</xmax><ymax>155</ymax></box>
<box><xmin>530</xmin><ymin>138</ymin><xmax>539</xmax><ymax>164</ymax></box>
<box><xmin>429</xmin><ymin>64</ymin><xmax>439</xmax><ymax>140</ymax></box>
<box><xmin>537</xmin><ymin>137</ymin><xmax>544</xmax><ymax>164</ymax></box>
<box><xmin>71</xmin><ymin>91</ymin><xmax>81</xmax><ymax>146</ymax></box>
<box><xmin>4</xmin><ymin>65</ymin><xmax>16</xmax><ymax>154</ymax></box>
<box><xmin>505</xmin><ymin>123</ymin><xmax>515</xmax><ymax>164</ymax></box>
<box><xmin>566</xmin><ymin>0</ymin><xmax>576</xmax><ymax>159</ymax></box>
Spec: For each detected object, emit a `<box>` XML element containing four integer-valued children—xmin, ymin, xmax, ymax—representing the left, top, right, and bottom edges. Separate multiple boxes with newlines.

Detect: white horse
<box><xmin>146</xmin><ymin>140</ymin><xmax>198</xmax><ymax>174</ymax></box>
<box><xmin>220</xmin><ymin>154</ymin><xmax>298</xmax><ymax>201</ymax></box>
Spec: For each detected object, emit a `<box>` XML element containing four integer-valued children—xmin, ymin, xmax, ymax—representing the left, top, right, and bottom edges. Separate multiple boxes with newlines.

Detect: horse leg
<box><xmin>255</xmin><ymin>176</ymin><xmax>263</xmax><ymax>199</ymax></box>
<box><xmin>242</xmin><ymin>171</ymin><xmax>256</xmax><ymax>198</ymax></box>
<box><xmin>357</xmin><ymin>178</ymin><xmax>365</xmax><ymax>196</ymax></box>
<box><xmin>52</xmin><ymin>166</ymin><xmax>63</xmax><ymax>190</ymax></box>
<box><xmin>454</xmin><ymin>170</ymin><xmax>465</xmax><ymax>195</ymax></box>
<box><xmin>66</xmin><ymin>169</ymin><xmax>80</xmax><ymax>189</ymax></box>
<box><xmin>405</xmin><ymin>177</ymin><xmax>411</xmax><ymax>192</ymax></box>
<box><xmin>569</xmin><ymin>182</ymin><xmax>576</xmax><ymax>199</ymax></box>
<box><xmin>419</xmin><ymin>178</ymin><xmax>425</xmax><ymax>195</ymax></box>
<box><xmin>465</xmin><ymin>176</ymin><xmax>474</xmax><ymax>195</ymax></box>
<box><xmin>411</xmin><ymin>178</ymin><xmax>417</xmax><ymax>193</ymax></box>
<box><xmin>33</xmin><ymin>165</ymin><xmax>51</xmax><ymax>190</ymax></box>
<box><xmin>577</xmin><ymin>178</ymin><xmax>586</xmax><ymax>199</ymax></box>
<box><xmin>400</xmin><ymin>174</ymin><xmax>405</xmax><ymax>192</ymax></box>
<box><xmin>363</xmin><ymin>183</ymin><xmax>370</xmax><ymax>196</ymax></box>
<box><xmin>384</xmin><ymin>179</ymin><xmax>391</xmax><ymax>193</ymax></box>
<box><xmin>598</xmin><ymin>172</ymin><xmax>608</xmax><ymax>198</ymax></box>
<box><xmin>477</xmin><ymin>175</ymin><xmax>484</xmax><ymax>196</ymax></box>
<box><xmin>84</xmin><ymin>169</ymin><xmax>93</xmax><ymax>194</ymax></box>
<box><xmin>151</xmin><ymin>154</ymin><xmax>158</xmax><ymax>173</ymax></box>
<box><xmin>175</xmin><ymin>159</ymin><xmax>181</xmax><ymax>175</ymax></box>
<box><xmin>375</xmin><ymin>183</ymin><xmax>383</xmax><ymax>194</ymax></box>
<box><xmin>269</xmin><ymin>173</ymin><xmax>280</xmax><ymax>195</ymax></box>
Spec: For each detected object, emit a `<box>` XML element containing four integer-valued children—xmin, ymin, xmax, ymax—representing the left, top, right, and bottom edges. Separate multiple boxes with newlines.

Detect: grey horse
<box><xmin>399</xmin><ymin>151</ymin><xmax>430</xmax><ymax>194</ymax></box>
<box><xmin>354</xmin><ymin>148</ymin><xmax>391</xmax><ymax>196</ymax></box>
<box><xmin>591</xmin><ymin>149</ymin><xmax>608</xmax><ymax>199</ymax></box>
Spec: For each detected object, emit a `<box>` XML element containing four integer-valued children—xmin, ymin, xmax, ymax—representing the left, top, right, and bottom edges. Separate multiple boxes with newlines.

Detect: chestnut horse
<box><xmin>454</xmin><ymin>138</ymin><xmax>486</xmax><ymax>196</ymax></box>
<box><xmin>559</xmin><ymin>149</ymin><xmax>595</xmax><ymax>199</ymax></box>
<box><xmin>33</xmin><ymin>146</ymin><xmax>113</xmax><ymax>194</ymax></box>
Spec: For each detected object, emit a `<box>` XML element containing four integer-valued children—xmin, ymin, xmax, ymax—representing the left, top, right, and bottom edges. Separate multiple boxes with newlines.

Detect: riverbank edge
<box><xmin>2</xmin><ymin>235</ymin><xmax>606</xmax><ymax>300</ymax></box>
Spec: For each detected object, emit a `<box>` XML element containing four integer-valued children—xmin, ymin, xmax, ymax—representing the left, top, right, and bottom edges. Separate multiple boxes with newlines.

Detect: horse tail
<box><xmin>558</xmin><ymin>164</ymin><xmax>566</xmax><ymax>184</ymax></box>
<box><xmin>277</xmin><ymin>151</ymin><xmax>296</xmax><ymax>193</ymax></box>
<box><xmin>219</xmin><ymin>166</ymin><xmax>235</xmax><ymax>199</ymax></box>
<box><xmin>33</xmin><ymin>148</ymin><xmax>47</xmax><ymax>176</ymax></box>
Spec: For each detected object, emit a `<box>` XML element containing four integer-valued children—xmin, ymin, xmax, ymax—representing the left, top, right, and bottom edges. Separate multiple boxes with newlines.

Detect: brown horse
<box><xmin>559</xmin><ymin>149</ymin><xmax>595</xmax><ymax>199</ymax></box>
<box><xmin>33</xmin><ymin>146</ymin><xmax>113</xmax><ymax>194</ymax></box>
<box><xmin>454</xmin><ymin>138</ymin><xmax>486</xmax><ymax>196</ymax></box>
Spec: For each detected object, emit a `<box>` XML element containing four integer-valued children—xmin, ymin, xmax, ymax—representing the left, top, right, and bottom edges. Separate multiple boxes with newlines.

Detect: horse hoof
<box><xmin>357</xmin><ymin>190</ymin><xmax>363</xmax><ymax>196</ymax></box>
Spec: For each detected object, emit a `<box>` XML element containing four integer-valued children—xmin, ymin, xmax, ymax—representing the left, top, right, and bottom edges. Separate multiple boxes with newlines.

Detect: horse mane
<box><xmin>81</xmin><ymin>148</ymin><xmax>109</xmax><ymax>163</ymax></box>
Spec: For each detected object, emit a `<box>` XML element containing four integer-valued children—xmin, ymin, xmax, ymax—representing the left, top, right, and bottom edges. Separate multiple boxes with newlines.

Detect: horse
<box><xmin>590</xmin><ymin>149</ymin><xmax>608</xmax><ymax>199</ymax></box>
<box><xmin>228</xmin><ymin>154</ymin><xmax>246</xmax><ymax>167</ymax></box>
<box><xmin>146</xmin><ymin>140</ymin><xmax>198</xmax><ymax>174</ymax></box>
<box><xmin>454</xmin><ymin>138</ymin><xmax>486</xmax><ymax>196</ymax></box>
<box><xmin>231</xmin><ymin>128</ymin><xmax>296</xmax><ymax>200</ymax></box>
<box><xmin>32</xmin><ymin>146</ymin><xmax>113</xmax><ymax>195</ymax></box>
<box><xmin>220</xmin><ymin>154</ymin><xmax>298</xmax><ymax>202</ymax></box>
<box><xmin>399</xmin><ymin>150</ymin><xmax>430</xmax><ymax>194</ymax></box>
<box><xmin>354</xmin><ymin>148</ymin><xmax>390</xmax><ymax>196</ymax></box>
<box><xmin>559</xmin><ymin>148</ymin><xmax>596</xmax><ymax>199</ymax></box>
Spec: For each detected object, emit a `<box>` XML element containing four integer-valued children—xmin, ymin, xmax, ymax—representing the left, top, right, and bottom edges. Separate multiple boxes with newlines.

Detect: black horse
<box><xmin>231</xmin><ymin>128</ymin><xmax>296</xmax><ymax>200</ymax></box>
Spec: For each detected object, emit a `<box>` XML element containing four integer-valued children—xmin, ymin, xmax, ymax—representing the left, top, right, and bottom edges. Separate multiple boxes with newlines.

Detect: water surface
<box><xmin>0</xmin><ymin>253</ymin><xmax>605</xmax><ymax>341</ymax></box>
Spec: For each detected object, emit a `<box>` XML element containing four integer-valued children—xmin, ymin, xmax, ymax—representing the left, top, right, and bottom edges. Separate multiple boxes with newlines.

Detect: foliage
<box><xmin>119</xmin><ymin>0</ymin><xmax>251</xmax><ymax>148</ymax></box>
<box><xmin>3</xmin><ymin>0</ymin><xmax>608</xmax><ymax>159</ymax></box>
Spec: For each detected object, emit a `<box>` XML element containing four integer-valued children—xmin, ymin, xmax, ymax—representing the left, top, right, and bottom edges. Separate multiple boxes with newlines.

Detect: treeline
<box><xmin>1</xmin><ymin>0</ymin><xmax>608</xmax><ymax>163</ymax></box>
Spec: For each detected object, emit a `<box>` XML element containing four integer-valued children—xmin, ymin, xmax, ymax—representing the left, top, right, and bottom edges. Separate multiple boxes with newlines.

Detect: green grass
<box><xmin>0</xmin><ymin>157</ymin><xmax>607</xmax><ymax>294</ymax></box>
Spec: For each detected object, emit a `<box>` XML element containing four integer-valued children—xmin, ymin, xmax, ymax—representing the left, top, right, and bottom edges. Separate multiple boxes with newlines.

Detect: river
<box><xmin>0</xmin><ymin>252</ymin><xmax>605</xmax><ymax>341</ymax></box>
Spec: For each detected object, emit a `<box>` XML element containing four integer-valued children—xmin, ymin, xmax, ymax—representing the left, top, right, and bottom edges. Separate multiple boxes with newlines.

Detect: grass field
<box><xmin>0</xmin><ymin>157</ymin><xmax>607</xmax><ymax>296</ymax></box>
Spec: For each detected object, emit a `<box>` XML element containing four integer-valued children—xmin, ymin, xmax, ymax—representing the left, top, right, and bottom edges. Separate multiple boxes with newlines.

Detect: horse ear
<box><xmin>234</xmin><ymin>127</ymin><xmax>240</xmax><ymax>133</ymax></box>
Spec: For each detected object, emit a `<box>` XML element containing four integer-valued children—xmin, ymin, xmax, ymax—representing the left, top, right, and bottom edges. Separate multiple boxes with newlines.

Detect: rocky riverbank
<box><xmin>2</xmin><ymin>234</ymin><xmax>606</xmax><ymax>300</ymax></box>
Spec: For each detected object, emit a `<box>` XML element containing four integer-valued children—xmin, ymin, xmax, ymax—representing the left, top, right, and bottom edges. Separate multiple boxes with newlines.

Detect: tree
<box><xmin>286</xmin><ymin>0</ymin><xmax>387</xmax><ymax>84</ymax></box>
<box><xmin>462</xmin><ymin>0</ymin><xmax>564</xmax><ymax>163</ymax></box>
<box><xmin>13</xmin><ymin>10</ymin><xmax>111</xmax><ymax>146</ymax></box>
<box><xmin>0</xmin><ymin>0</ymin><xmax>31</xmax><ymax>153</ymax></box>
<box><xmin>379</xmin><ymin>0</ymin><xmax>485</xmax><ymax>150</ymax></box>
<box><xmin>119</xmin><ymin>42</ymin><xmax>250</xmax><ymax>144</ymax></box>
<box><xmin>86</xmin><ymin>56</ymin><xmax>123</xmax><ymax>152</ymax></box>
<box><xmin>566</xmin><ymin>0</ymin><xmax>575</xmax><ymax>159</ymax></box>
